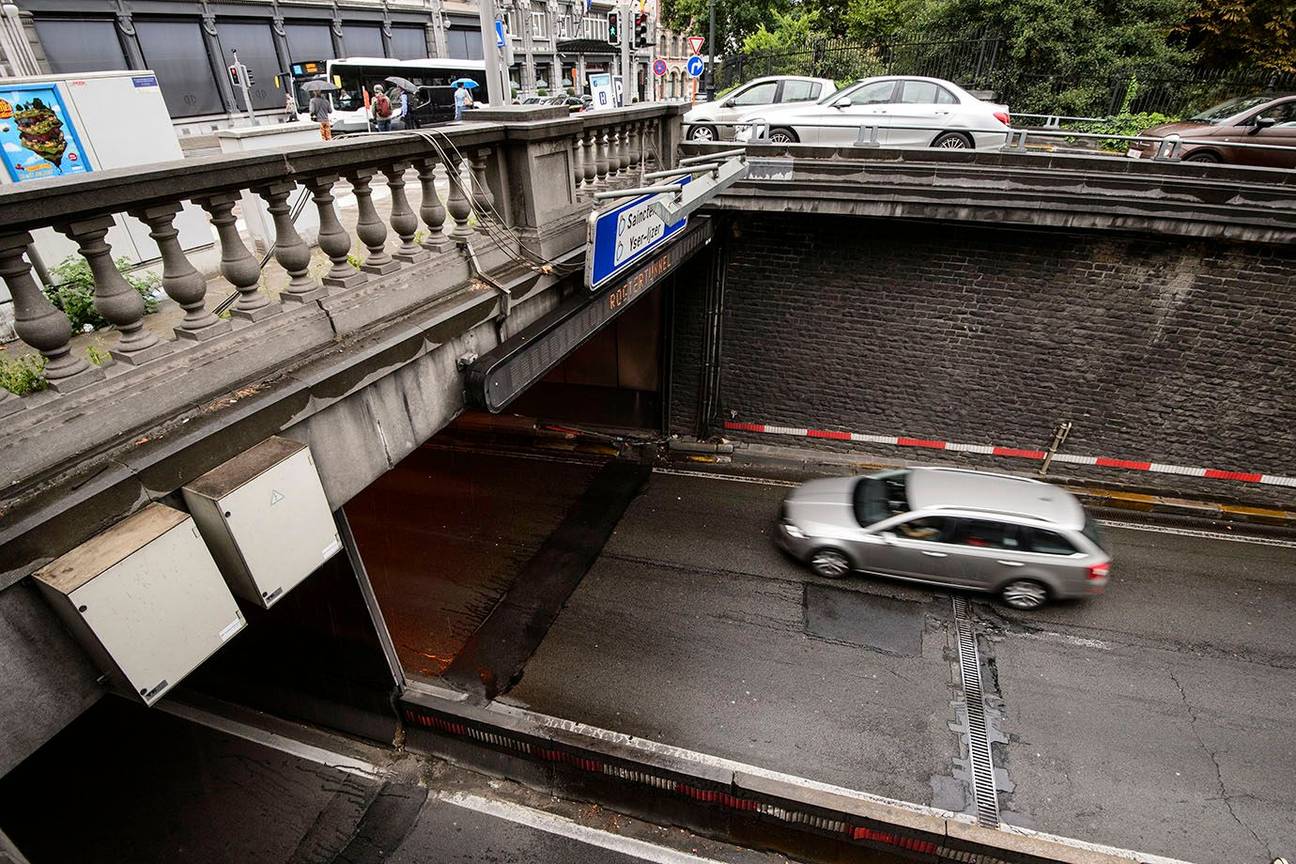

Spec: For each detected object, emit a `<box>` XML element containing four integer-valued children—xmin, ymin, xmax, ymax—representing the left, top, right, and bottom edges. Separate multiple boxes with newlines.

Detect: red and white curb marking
<box><xmin>723</xmin><ymin>421</ymin><xmax>1296</xmax><ymax>488</ymax></box>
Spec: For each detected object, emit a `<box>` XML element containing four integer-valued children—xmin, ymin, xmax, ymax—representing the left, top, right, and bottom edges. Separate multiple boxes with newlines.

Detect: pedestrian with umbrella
<box><xmin>452</xmin><ymin>78</ymin><xmax>477</xmax><ymax>121</ymax></box>
<box><xmin>385</xmin><ymin>76</ymin><xmax>419</xmax><ymax>130</ymax></box>
<box><xmin>302</xmin><ymin>79</ymin><xmax>337</xmax><ymax>140</ymax></box>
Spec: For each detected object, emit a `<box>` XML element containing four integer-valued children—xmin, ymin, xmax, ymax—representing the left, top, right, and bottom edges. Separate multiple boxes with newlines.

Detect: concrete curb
<box><xmin>399</xmin><ymin>684</ymin><xmax>1191</xmax><ymax>864</ymax></box>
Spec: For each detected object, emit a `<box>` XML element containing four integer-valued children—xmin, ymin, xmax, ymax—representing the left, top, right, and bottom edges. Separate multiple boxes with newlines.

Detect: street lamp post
<box><xmin>706</xmin><ymin>0</ymin><xmax>715</xmax><ymax>99</ymax></box>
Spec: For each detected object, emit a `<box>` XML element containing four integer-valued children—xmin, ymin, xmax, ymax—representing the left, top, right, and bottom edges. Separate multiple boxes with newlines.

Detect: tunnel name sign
<box><xmin>585</xmin><ymin>176</ymin><xmax>690</xmax><ymax>291</ymax></box>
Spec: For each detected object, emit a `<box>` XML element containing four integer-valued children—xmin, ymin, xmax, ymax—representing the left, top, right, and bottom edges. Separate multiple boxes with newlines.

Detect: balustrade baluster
<box><xmin>255</xmin><ymin>182</ymin><xmax>325</xmax><ymax>303</ymax></box>
<box><xmin>305</xmin><ymin>174</ymin><xmax>366</xmax><ymax>290</ymax></box>
<box><xmin>416</xmin><ymin>158</ymin><xmax>453</xmax><ymax>252</ymax></box>
<box><xmin>384</xmin><ymin>163</ymin><xmax>427</xmax><ymax>264</ymax></box>
<box><xmin>198</xmin><ymin>193</ymin><xmax>280</xmax><ymax>323</ymax></box>
<box><xmin>444</xmin><ymin>152</ymin><xmax>473</xmax><ymax>240</ymax></box>
<box><xmin>470</xmin><ymin>148</ymin><xmax>495</xmax><ymax>215</ymax></box>
<box><xmin>618</xmin><ymin>124</ymin><xmax>631</xmax><ymax>176</ymax></box>
<box><xmin>582</xmin><ymin>130</ymin><xmax>597</xmax><ymax>190</ymax></box>
<box><xmin>60</xmin><ymin>217</ymin><xmax>172</xmax><ymax>364</ymax></box>
<box><xmin>595</xmin><ymin>127</ymin><xmax>610</xmax><ymax>187</ymax></box>
<box><xmin>572</xmin><ymin>132</ymin><xmax>586</xmax><ymax>196</ymax></box>
<box><xmin>609</xmin><ymin>126</ymin><xmax>623</xmax><ymax>179</ymax></box>
<box><xmin>0</xmin><ymin>232</ymin><xmax>102</xmax><ymax>392</ymax></box>
<box><xmin>347</xmin><ymin>168</ymin><xmax>399</xmax><ymax>274</ymax></box>
<box><xmin>131</xmin><ymin>203</ymin><xmax>231</xmax><ymax>340</ymax></box>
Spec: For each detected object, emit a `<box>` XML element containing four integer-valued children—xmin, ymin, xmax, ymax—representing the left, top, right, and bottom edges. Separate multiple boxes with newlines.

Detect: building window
<box><xmin>135</xmin><ymin>18</ymin><xmax>224</xmax><ymax>117</ymax></box>
<box><xmin>215</xmin><ymin>20</ymin><xmax>282</xmax><ymax>111</ymax></box>
<box><xmin>33</xmin><ymin>18</ymin><xmax>128</xmax><ymax>74</ymax></box>
<box><xmin>530</xmin><ymin>10</ymin><xmax>547</xmax><ymax>39</ymax></box>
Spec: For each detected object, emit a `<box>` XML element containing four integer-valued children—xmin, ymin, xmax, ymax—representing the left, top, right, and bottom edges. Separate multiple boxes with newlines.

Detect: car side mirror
<box><xmin>1252</xmin><ymin>115</ymin><xmax>1277</xmax><ymax>133</ymax></box>
<box><xmin>833</xmin><ymin>96</ymin><xmax>852</xmax><ymax>109</ymax></box>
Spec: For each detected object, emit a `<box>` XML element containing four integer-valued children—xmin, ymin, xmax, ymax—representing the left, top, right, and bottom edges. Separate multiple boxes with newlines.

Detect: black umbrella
<box><xmin>301</xmin><ymin>80</ymin><xmax>338</xmax><ymax>93</ymax></box>
<box><xmin>385</xmin><ymin>76</ymin><xmax>419</xmax><ymax>93</ymax></box>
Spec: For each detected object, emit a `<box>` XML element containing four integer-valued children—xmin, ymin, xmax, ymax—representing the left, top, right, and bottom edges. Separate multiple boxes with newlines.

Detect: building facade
<box><xmin>0</xmin><ymin>0</ymin><xmax>673</xmax><ymax>133</ymax></box>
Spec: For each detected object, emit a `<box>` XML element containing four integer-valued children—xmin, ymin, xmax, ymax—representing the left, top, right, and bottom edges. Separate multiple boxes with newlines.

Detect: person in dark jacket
<box><xmin>309</xmin><ymin>92</ymin><xmax>333</xmax><ymax>140</ymax></box>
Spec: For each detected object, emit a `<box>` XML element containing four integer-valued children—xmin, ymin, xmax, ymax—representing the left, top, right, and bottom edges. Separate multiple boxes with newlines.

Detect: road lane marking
<box><xmin>157</xmin><ymin>701</ymin><xmax>390</xmax><ymax>780</ymax></box>
<box><xmin>1009</xmin><ymin>630</ymin><xmax>1112</xmax><ymax>650</ymax></box>
<box><xmin>1097</xmin><ymin>519</ymin><xmax>1296</xmax><ymax>548</ymax></box>
<box><xmin>438</xmin><ymin>791</ymin><xmax>733</xmax><ymax>863</ymax></box>
<box><xmin>652</xmin><ymin>467</ymin><xmax>799</xmax><ymax>487</ymax></box>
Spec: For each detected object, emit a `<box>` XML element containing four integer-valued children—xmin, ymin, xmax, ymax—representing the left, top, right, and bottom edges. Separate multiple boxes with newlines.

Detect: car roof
<box><xmin>905</xmin><ymin>467</ymin><xmax>1084</xmax><ymax>529</ymax></box>
<box><xmin>744</xmin><ymin>75</ymin><xmax>835</xmax><ymax>85</ymax></box>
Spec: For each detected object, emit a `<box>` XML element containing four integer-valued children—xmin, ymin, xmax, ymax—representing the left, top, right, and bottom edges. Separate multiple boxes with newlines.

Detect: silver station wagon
<box><xmin>774</xmin><ymin>467</ymin><xmax>1111</xmax><ymax>609</ymax></box>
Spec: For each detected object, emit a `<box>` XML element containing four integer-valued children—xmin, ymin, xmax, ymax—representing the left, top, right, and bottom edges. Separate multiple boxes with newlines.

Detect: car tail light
<box><xmin>1087</xmin><ymin>562</ymin><xmax>1110</xmax><ymax>581</ymax></box>
<box><xmin>993</xmin><ymin>111</ymin><xmax>1011</xmax><ymax>127</ymax></box>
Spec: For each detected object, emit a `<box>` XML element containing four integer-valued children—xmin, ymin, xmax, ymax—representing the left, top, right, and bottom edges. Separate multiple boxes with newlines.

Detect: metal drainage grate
<box><xmin>953</xmin><ymin>597</ymin><xmax>1000</xmax><ymax>828</ymax></box>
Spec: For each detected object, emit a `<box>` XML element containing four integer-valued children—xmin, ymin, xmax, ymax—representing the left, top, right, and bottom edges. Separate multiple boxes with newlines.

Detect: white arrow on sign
<box><xmin>687</xmin><ymin>35</ymin><xmax>704</xmax><ymax>55</ymax></box>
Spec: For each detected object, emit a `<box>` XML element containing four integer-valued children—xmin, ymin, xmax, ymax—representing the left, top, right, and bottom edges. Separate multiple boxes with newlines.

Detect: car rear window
<box><xmin>1024</xmin><ymin>527</ymin><xmax>1078</xmax><ymax>555</ymax></box>
<box><xmin>852</xmin><ymin>470</ymin><xmax>909</xmax><ymax>526</ymax></box>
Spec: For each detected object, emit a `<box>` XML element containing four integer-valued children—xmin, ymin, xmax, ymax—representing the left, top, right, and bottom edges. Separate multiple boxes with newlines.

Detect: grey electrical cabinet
<box><xmin>182</xmin><ymin>436</ymin><xmax>341</xmax><ymax>609</ymax></box>
<box><xmin>34</xmin><ymin>503</ymin><xmax>247</xmax><ymax>706</ymax></box>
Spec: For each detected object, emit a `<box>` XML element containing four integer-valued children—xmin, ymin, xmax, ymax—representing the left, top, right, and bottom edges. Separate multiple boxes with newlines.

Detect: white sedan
<box><xmin>734</xmin><ymin>76</ymin><xmax>1011</xmax><ymax>150</ymax></box>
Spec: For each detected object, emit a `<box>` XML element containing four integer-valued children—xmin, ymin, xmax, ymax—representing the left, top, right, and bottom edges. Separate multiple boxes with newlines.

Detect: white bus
<box><xmin>291</xmin><ymin>57</ymin><xmax>489</xmax><ymax>132</ymax></box>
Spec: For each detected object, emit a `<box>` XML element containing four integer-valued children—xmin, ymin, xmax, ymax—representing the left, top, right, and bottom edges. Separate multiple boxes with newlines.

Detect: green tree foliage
<box><xmin>742</xmin><ymin>8</ymin><xmax>830</xmax><ymax>53</ymax></box>
<box><xmin>660</xmin><ymin>0</ymin><xmax>793</xmax><ymax>55</ymax></box>
<box><xmin>1186</xmin><ymin>0</ymin><xmax>1296</xmax><ymax>72</ymax></box>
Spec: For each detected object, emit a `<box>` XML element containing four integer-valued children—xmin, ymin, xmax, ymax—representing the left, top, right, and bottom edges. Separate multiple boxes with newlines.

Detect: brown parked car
<box><xmin>1132</xmin><ymin>93</ymin><xmax>1296</xmax><ymax>168</ymax></box>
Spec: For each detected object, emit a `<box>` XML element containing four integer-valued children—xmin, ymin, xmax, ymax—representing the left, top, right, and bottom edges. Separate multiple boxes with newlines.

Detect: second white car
<box><xmin>683</xmin><ymin>75</ymin><xmax>836</xmax><ymax>142</ymax></box>
<box><xmin>734</xmin><ymin>75</ymin><xmax>1011</xmax><ymax>150</ymax></box>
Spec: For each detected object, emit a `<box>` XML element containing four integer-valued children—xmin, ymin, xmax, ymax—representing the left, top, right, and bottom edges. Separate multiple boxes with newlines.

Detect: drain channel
<box><xmin>952</xmin><ymin>597</ymin><xmax>1000</xmax><ymax>828</ymax></box>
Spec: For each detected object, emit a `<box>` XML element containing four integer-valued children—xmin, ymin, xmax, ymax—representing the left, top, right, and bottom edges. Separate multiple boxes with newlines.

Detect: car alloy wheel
<box><xmin>768</xmin><ymin>128</ymin><xmax>797</xmax><ymax>145</ymax></box>
<box><xmin>689</xmin><ymin>125</ymin><xmax>716</xmax><ymax>142</ymax></box>
<box><xmin>933</xmin><ymin>132</ymin><xmax>971</xmax><ymax>149</ymax></box>
<box><xmin>810</xmin><ymin>549</ymin><xmax>850</xmax><ymax>579</ymax></box>
<box><xmin>1001</xmin><ymin>579</ymin><xmax>1048</xmax><ymax>610</ymax></box>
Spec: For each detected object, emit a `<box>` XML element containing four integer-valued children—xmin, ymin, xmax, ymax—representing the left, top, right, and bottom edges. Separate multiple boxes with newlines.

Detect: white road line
<box><xmin>1097</xmin><ymin>519</ymin><xmax>1296</xmax><ymax>548</ymax></box>
<box><xmin>1010</xmin><ymin>630</ymin><xmax>1112</xmax><ymax>650</ymax></box>
<box><xmin>438</xmin><ymin>791</ymin><xmax>732</xmax><ymax>863</ymax></box>
<box><xmin>652</xmin><ymin>467</ymin><xmax>799</xmax><ymax>487</ymax></box>
<box><xmin>157</xmin><ymin>701</ymin><xmax>390</xmax><ymax>779</ymax></box>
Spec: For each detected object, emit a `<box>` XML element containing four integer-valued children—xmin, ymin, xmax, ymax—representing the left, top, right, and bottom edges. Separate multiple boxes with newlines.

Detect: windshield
<box><xmin>852</xmin><ymin>469</ymin><xmax>910</xmax><ymax>527</ymax></box>
<box><xmin>1191</xmin><ymin>95</ymin><xmax>1274</xmax><ymax>123</ymax></box>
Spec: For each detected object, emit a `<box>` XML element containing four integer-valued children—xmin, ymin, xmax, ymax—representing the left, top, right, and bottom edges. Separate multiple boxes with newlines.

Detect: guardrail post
<box><xmin>0</xmin><ymin>231</ymin><xmax>102</xmax><ymax>392</ymax></box>
<box><xmin>253</xmin><ymin>182</ymin><xmax>325</xmax><ymax>304</ymax></box>
<box><xmin>60</xmin><ymin>216</ymin><xmax>173</xmax><ymax>363</ymax></box>
<box><xmin>132</xmin><ymin>202</ymin><xmax>234</xmax><ymax>335</ymax></box>
<box><xmin>854</xmin><ymin>124</ymin><xmax>880</xmax><ymax>148</ymax></box>
<box><xmin>305</xmin><ymin>174</ymin><xmax>366</xmax><ymax>291</ymax></box>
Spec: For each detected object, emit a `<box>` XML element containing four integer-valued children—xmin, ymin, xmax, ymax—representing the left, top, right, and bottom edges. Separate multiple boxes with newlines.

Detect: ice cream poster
<box><xmin>0</xmin><ymin>85</ymin><xmax>92</xmax><ymax>183</ymax></box>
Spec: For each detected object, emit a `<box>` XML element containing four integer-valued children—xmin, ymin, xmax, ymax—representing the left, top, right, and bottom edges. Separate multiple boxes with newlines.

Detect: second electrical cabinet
<box><xmin>182</xmin><ymin>436</ymin><xmax>341</xmax><ymax>609</ymax></box>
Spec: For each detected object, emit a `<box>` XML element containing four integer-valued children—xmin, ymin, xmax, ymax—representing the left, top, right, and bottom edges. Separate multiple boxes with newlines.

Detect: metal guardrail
<box><xmin>683</xmin><ymin>118</ymin><xmax>1296</xmax><ymax>167</ymax></box>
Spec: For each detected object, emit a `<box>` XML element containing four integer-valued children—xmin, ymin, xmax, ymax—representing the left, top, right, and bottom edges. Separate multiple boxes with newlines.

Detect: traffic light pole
<box><xmin>619</xmin><ymin>5</ymin><xmax>632</xmax><ymax>105</ymax></box>
<box><xmin>706</xmin><ymin>0</ymin><xmax>716</xmax><ymax>99</ymax></box>
<box><xmin>231</xmin><ymin>49</ymin><xmax>257</xmax><ymax>125</ymax></box>
<box><xmin>477</xmin><ymin>0</ymin><xmax>509</xmax><ymax>106</ymax></box>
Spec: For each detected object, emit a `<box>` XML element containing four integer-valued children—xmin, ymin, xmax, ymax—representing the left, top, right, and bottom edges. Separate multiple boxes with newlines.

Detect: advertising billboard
<box><xmin>0</xmin><ymin>83</ymin><xmax>92</xmax><ymax>183</ymax></box>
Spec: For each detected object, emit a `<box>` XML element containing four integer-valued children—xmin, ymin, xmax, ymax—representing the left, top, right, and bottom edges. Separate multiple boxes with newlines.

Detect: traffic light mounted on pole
<box><xmin>607</xmin><ymin>10</ymin><xmax>620</xmax><ymax>44</ymax></box>
<box><xmin>634</xmin><ymin>12</ymin><xmax>649</xmax><ymax>48</ymax></box>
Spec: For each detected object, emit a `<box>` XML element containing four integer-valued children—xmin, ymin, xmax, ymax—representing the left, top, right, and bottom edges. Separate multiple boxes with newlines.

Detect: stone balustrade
<box><xmin>0</xmin><ymin>104</ymin><xmax>683</xmax><ymax>425</ymax></box>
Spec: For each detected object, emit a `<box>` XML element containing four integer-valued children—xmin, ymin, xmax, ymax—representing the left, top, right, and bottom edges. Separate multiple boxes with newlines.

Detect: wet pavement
<box><xmin>349</xmin><ymin>442</ymin><xmax>1294</xmax><ymax>864</ymax></box>
<box><xmin>0</xmin><ymin>695</ymin><xmax>795</xmax><ymax>864</ymax></box>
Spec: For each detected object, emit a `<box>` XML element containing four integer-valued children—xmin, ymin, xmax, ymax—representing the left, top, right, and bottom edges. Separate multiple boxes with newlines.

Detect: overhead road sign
<box><xmin>686</xmin><ymin>55</ymin><xmax>704</xmax><ymax>79</ymax></box>
<box><xmin>585</xmin><ymin>176</ymin><xmax>690</xmax><ymax>290</ymax></box>
<box><xmin>466</xmin><ymin>219</ymin><xmax>715</xmax><ymax>413</ymax></box>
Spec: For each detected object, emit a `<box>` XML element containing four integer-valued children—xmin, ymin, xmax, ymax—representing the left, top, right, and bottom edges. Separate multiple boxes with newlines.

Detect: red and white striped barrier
<box><xmin>722</xmin><ymin>420</ymin><xmax>1296</xmax><ymax>488</ymax></box>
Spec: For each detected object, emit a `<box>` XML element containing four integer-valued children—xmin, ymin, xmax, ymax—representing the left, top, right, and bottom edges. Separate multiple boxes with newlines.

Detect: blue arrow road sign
<box><xmin>686</xmin><ymin>55</ymin><xmax>704</xmax><ymax>78</ymax></box>
<box><xmin>495</xmin><ymin>20</ymin><xmax>506</xmax><ymax>48</ymax></box>
<box><xmin>585</xmin><ymin>177</ymin><xmax>690</xmax><ymax>291</ymax></box>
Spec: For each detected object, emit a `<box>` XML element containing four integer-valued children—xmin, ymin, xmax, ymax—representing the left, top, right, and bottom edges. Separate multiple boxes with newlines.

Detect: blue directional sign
<box><xmin>686</xmin><ymin>55</ymin><xmax>705</xmax><ymax>79</ymax></box>
<box><xmin>495</xmin><ymin>20</ymin><xmax>506</xmax><ymax>48</ymax></box>
<box><xmin>585</xmin><ymin>176</ymin><xmax>690</xmax><ymax>291</ymax></box>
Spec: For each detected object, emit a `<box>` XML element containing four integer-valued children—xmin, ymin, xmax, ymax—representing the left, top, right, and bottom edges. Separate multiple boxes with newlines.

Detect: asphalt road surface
<box><xmin>0</xmin><ymin>695</ymin><xmax>793</xmax><ymax>864</ymax></box>
<box><xmin>458</xmin><ymin>457</ymin><xmax>1293</xmax><ymax>864</ymax></box>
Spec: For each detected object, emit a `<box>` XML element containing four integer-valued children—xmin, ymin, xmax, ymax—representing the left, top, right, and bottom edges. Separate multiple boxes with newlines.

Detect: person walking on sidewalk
<box><xmin>372</xmin><ymin>84</ymin><xmax>393</xmax><ymax>132</ymax></box>
<box><xmin>453</xmin><ymin>81</ymin><xmax>473</xmax><ymax>121</ymax></box>
<box><xmin>309</xmin><ymin>91</ymin><xmax>333</xmax><ymax>140</ymax></box>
